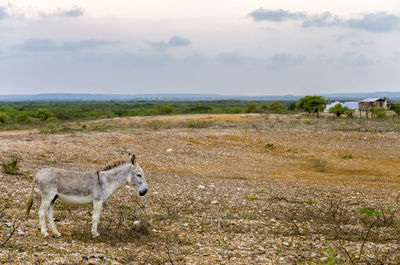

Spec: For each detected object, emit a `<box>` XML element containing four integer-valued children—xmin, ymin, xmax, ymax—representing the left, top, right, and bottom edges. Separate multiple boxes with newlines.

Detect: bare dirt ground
<box><xmin>1</xmin><ymin>113</ymin><xmax>400</xmax><ymax>264</ymax></box>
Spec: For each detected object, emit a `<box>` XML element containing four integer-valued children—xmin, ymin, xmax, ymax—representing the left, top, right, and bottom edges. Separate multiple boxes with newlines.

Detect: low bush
<box><xmin>1</xmin><ymin>157</ymin><xmax>21</xmax><ymax>175</ymax></box>
<box><xmin>186</xmin><ymin>121</ymin><xmax>212</xmax><ymax>128</ymax></box>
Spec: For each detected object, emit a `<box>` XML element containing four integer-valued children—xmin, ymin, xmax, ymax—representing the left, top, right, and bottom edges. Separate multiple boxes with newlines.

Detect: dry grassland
<box><xmin>1</xmin><ymin>113</ymin><xmax>400</xmax><ymax>264</ymax></box>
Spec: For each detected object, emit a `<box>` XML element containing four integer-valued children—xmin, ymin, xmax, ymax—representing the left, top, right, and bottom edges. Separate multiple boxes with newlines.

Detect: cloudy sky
<box><xmin>0</xmin><ymin>0</ymin><xmax>399</xmax><ymax>95</ymax></box>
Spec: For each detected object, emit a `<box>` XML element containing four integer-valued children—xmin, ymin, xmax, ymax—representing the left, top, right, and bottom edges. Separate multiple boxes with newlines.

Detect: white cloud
<box><xmin>38</xmin><ymin>6</ymin><xmax>84</xmax><ymax>18</ymax></box>
<box><xmin>248</xmin><ymin>8</ymin><xmax>306</xmax><ymax>22</ymax></box>
<box><xmin>346</xmin><ymin>12</ymin><xmax>400</xmax><ymax>32</ymax></box>
<box><xmin>16</xmin><ymin>38</ymin><xmax>114</xmax><ymax>52</ymax></box>
<box><xmin>250</xmin><ymin>9</ymin><xmax>400</xmax><ymax>32</ymax></box>
<box><xmin>146</xmin><ymin>36</ymin><xmax>191</xmax><ymax>50</ymax></box>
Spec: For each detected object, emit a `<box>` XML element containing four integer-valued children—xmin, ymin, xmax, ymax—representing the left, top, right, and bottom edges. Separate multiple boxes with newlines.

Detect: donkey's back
<box><xmin>35</xmin><ymin>167</ymin><xmax>98</xmax><ymax>198</ymax></box>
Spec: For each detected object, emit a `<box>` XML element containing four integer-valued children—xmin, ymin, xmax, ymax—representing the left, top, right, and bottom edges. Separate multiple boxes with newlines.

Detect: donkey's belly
<box><xmin>58</xmin><ymin>194</ymin><xmax>93</xmax><ymax>205</ymax></box>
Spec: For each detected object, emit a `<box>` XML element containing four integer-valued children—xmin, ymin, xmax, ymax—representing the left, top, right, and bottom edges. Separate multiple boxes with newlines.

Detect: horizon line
<box><xmin>0</xmin><ymin>91</ymin><xmax>398</xmax><ymax>97</ymax></box>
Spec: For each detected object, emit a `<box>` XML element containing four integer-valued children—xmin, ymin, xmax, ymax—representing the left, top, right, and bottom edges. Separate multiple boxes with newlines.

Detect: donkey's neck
<box><xmin>101</xmin><ymin>163</ymin><xmax>131</xmax><ymax>196</ymax></box>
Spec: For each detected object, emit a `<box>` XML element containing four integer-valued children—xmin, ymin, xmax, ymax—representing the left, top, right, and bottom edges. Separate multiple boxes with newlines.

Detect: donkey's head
<box><xmin>127</xmin><ymin>154</ymin><xmax>147</xmax><ymax>196</ymax></box>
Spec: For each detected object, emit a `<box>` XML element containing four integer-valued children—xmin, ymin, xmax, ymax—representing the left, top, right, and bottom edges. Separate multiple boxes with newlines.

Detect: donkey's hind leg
<box><xmin>39</xmin><ymin>195</ymin><xmax>52</xmax><ymax>237</ymax></box>
<box><xmin>47</xmin><ymin>195</ymin><xmax>61</xmax><ymax>237</ymax></box>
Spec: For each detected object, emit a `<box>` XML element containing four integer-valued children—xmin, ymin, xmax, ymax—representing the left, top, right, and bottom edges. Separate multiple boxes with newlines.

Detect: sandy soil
<box><xmin>1</xmin><ymin>114</ymin><xmax>400</xmax><ymax>264</ymax></box>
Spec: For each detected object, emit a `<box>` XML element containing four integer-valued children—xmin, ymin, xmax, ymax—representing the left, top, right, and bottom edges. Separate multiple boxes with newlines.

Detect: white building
<box><xmin>343</xmin><ymin>102</ymin><xmax>359</xmax><ymax>110</ymax></box>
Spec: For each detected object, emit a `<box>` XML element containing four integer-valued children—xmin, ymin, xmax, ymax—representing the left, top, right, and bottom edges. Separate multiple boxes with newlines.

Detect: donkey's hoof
<box><xmin>92</xmin><ymin>232</ymin><xmax>100</xmax><ymax>238</ymax></box>
<box><xmin>43</xmin><ymin>233</ymin><xmax>50</xmax><ymax>238</ymax></box>
<box><xmin>54</xmin><ymin>232</ymin><xmax>61</xmax><ymax>237</ymax></box>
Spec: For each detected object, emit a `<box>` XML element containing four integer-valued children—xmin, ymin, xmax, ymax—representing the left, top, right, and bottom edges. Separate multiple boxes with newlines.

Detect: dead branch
<box><xmin>1</xmin><ymin>219</ymin><xmax>20</xmax><ymax>247</ymax></box>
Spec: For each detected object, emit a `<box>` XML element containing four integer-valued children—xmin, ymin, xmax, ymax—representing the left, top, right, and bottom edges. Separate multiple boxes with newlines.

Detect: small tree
<box><xmin>329</xmin><ymin>104</ymin><xmax>349</xmax><ymax>117</ymax></box>
<box><xmin>247</xmin><ymin>103</ymin><xmax>259</xmax><ymax>113</ymax></box>
<box><xmin>287</xmin><ymin>102</ymin><xmax>297</xmax><ymax>111</ymax></box>
<box><xmin>260</xmin><ymin>104</ymin><xmax>268</xmax><ymax>112</ymax></box>
<box><xmin>296</xmin><ymin>96</ymin><xmax>326</xmax><ymax>118</ymax></box>
<box><xmin>157</xmin><ymin>105</ymin><xmax>174</xmax><ymax>115</ymax></box>
<box><xmin>260</xmin><ymin>102</ymin><xmax>286</xmax><ymax>113</ymax></box>
<box><xmin>188</xmin><ymin>105</ymin><xmax>212</xmax><ymax>113</ymax></box>
<box><xmin>0</xmin><ymin>112</ymin><xmax>9</xmax><ymax>124</ymax></box>
<box><xmin>268</xmin><ymin>102</ymin><xmax>286</xmax><ymax>113</ymax></box>
<box><xmin>34</xmin><ymin>108</ymin><xmax>53</xmax><ymax>121</ymax></box>
<box><xmin>391</xmin><ymin>104</ymin><xmax>400</xmax><ymax>119</ymax></box>
<box><xmin>15</xmin><ymin>112</ymin><xmax>29</xmax><ymax>122</ymax></box>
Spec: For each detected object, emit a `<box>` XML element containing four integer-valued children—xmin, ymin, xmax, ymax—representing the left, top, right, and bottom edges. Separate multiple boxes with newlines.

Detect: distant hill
<box><xmin>0</xmin><ymin>93</ymin><xmax>228</xmax><ymax>101</ymax></box>
<box><xmin>0</xmin><ymin>92</ymin><xmax>399</xmax><ymax>102</ymax></box>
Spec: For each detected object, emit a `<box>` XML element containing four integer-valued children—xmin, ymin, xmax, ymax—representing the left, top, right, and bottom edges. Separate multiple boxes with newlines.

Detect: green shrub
<box><xmin>228</xmin><ymin>107</ymin><xmax>244</xmax><ymax>114</ymax></box>
<box><xmin>46</xmin><ymin>116</ymin><xmax>58</xmax><ymax>122</ymax></box>
<box><xmin>1</xmin><ymin>157</ymin><xmax>21</xmax><ymax>175</ymax></box>
<box><xmin>371</xmin><ymin>107</ymin><xmax>386</xmax><ymax>118</ymax></box>
<box><xmin>268</xmin><ymin>102</ymin><xmax>287</xmax><ymax>113</ymax></box>
<box><xmin>329</xmin><ymin>104</ymin><xmax>349</xmax><ymax>117</ymax></box>
<box><xmin>287</xmin><ymin>101</ymin><xmax>297</xmax><ymax>111</ymax></box>
<box><xmin>342</xmin><ymin>153</ymin><xmax>353</xmax><ymax>159</ymax></box>
<box><xmin>186</xmin><ymin>121</ymin><xmax>212</xmax><ymax>128</ymax></box>
<box><xmin>187</xmin><ymin>105</ymin><xmax>212</xmax><ymax>113</ymax></box>
<box><xmin>391</xmin><ymin>104</ymin><xmax>400</xmax><ymax>118</ymax></box>
<box><xmin>15</xmin><ymin>112</ymin><xmax>29</xmax><ymax>122</ymax></box>
<box><xmin>34</xmin><ymin>108</ymin><xmax>54</xmax><ymax>121</ymax></box>
<box><xmin>141</xmin><ymin>109</ymin><xmax>159</xmax><ymax>116</ymax></box>
<box><xmin>157</xmin><ymin>105</ymin><xmax>174</xmax><ymax>115</ymax></box>
<box><xmin>247</xmin><ymin>103</ymin><xmax>259</xmax><ymax>113</ymax></box>
<box><xmin>0</xmin><ymin>112</ymin><xmax>9</xmax><ymax>124</ymax></box>
<box><xmin>301</xmin><ymin>246</ymin><xmax>344</xmax><ymax>265</ymax></box>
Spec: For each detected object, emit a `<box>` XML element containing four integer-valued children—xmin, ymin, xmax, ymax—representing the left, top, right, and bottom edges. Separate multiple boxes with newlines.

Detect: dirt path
<box><xmin>0</xmin><ymin>129</ymin><xmax>39</xmax><ymax>136</ymax></box>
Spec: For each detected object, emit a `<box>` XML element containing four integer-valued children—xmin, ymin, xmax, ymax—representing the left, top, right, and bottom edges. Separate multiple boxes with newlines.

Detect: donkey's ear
<box><xmin>131</xmin><ymin>154</ymin><xmax>136</xmax><ymax>165</ymax></box>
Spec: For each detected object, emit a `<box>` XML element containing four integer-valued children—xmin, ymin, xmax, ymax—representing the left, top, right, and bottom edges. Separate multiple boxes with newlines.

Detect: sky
<box><xmin>0</xmin><ymin>0</ymin><xmax>399</xmax><ymax>95</ymax></box>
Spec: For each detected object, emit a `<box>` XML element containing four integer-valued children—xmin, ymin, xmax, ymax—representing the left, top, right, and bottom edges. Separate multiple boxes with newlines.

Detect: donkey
<box><xmin>25</xmin><ymin>154</ymin><xmax>147</xmax><ymax>237</ymax></box>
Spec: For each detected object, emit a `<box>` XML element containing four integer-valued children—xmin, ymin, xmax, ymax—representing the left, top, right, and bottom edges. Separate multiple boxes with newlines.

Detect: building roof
<box><xmin>360</xmin><ymin>98</ymin><xmax>385</xmax><ymax>102</ymax></box>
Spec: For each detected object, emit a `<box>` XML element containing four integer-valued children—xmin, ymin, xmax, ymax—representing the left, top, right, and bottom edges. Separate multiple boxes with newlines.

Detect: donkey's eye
<box><xmin>137</xmin><ymin>174</ymin><xmax>142</xmax><ymax>178</ymax></box>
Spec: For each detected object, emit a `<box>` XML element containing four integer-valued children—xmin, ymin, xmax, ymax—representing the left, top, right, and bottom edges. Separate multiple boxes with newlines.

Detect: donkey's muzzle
<box><xmin>139</xmin><ymin>188</ymin><xmax>147</xmax><ymax>196</ymax></box>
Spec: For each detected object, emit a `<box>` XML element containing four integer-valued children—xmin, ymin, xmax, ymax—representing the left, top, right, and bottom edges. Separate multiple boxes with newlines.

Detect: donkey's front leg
<box><xmin>91</xmin><ymin>200</ymin><xmax>103</xmax><ymax>237</ymax></box>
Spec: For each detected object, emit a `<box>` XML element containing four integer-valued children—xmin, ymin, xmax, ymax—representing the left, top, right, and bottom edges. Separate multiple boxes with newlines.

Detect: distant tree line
<box><xmin>0</xmin><ymin>100</ymin><xmax>296</xmax><ymax>128</ymax></box>
<box><xmin>1</xmin><ymin>97</ymin><xmax>400</xmax><ymax>129</ymax></box>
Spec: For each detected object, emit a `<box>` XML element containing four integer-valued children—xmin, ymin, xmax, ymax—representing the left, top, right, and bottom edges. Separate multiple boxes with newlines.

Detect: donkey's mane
<box><xmin>101</xmin><ymin>160</ymin><xmax>129</xmax><ymax>172</ymax></box>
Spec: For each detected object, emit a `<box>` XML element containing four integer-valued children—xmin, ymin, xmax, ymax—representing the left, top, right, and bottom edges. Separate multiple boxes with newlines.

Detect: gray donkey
<box><xmin>25</xmin><ymin>154</ymin><xmax>147</xmax><ymax>237</ymax></box>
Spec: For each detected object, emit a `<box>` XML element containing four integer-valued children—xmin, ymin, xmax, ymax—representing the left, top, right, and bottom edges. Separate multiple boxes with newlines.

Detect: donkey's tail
<box><xmin>24</xmin><ymin>177</ymin><xmax>36</xmax><ymax>216</ymax></box>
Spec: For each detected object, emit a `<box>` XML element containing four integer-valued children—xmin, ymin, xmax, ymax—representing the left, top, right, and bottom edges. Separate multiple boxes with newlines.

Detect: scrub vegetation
<box><xmin>0</xmin><ymin>100</ymin><xmax>297</xmax><ymax>130</ymax></box>
<box><xmin>1</xmin><ymin>98</ymin><xmax>399</xmax><ymax>134</ymax></box>
<box><xmin>1</xmin><ymin>113</ymin><xmax>400</xmax><ymax>264</ymax></box>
